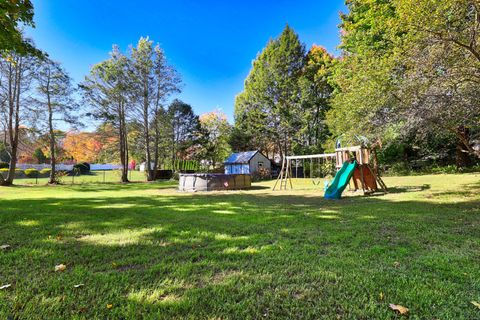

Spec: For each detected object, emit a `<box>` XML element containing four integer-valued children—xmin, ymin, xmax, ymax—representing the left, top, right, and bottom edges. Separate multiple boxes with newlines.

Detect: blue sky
<box><xmin>27</xmin><ymin>0</ymin><xmax>346</xmax><ymax>124</ymax></box>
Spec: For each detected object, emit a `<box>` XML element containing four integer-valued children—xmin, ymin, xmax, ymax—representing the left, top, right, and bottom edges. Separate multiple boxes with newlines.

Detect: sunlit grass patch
<box><xmin>0</xmin><ymin>174</ymin><xmax>479</xmax><ymax>319</ymax></box>
<box><xmin>128</xmin><ymin>289</ymin><xmax>184</xmax><ymax>305</ymax></box>
<box><xmin>16</xmin><ymin>219</ymin><xmax>40</xmax><ymax>227</ymax></box>
<box><xmin>78</xmin><ymin>227</ymin><xmax>162</xmax><ymax>246</ymax></box>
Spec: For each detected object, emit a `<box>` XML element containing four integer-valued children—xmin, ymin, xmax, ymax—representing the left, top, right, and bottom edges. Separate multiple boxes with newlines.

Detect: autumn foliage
<box><xmin>63</xmin><ymin>132</ymin><xmax>103</xmax><ymax>163</ymax></box>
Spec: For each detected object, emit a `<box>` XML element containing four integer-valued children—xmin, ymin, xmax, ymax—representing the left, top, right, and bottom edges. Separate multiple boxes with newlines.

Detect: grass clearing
<box><xmin>0</xmin><ymin>174</ymin><xmax>479</xmax><ymax>319</ymax></box>
<box><xmin>7</xmin><ymin>170</ymin><xmax>147</xmax><ymax>185</ymax></box>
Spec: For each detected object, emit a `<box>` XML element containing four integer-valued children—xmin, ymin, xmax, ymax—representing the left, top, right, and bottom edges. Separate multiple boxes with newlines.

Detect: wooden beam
<box><xmin>286</xmin><ymin>153</ymin><xmax>336</xmax><ymax>160</ymax></box>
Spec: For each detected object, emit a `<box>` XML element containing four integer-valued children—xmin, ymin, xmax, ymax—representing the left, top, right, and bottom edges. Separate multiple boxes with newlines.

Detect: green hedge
<box><xmin>24</xmin><ymin>168</ymin><xmax>40</xmax><ymax>178</ymax></box>
<box><xmin>40</xmin><ymin>168</ymin><xmax>51</xmax><ymax>176</ymax></box>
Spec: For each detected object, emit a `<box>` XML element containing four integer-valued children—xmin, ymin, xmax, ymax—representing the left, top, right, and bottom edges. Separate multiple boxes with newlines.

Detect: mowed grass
<box><xmin>0</xmin><ymin>174</ymin><xmax>479</xmax><ymax>319</ymax></box>
<box><xmin>10</xmin><ymin>170</ymin><xmax>147</xmax><ymax>185</ymax></box>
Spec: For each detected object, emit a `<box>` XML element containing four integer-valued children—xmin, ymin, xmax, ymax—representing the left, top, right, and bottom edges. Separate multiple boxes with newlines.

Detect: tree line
<box><xmin>2</xmin><ymin>0</ymin><xmax>479</xmax><ymax>186</ymax></box>
<box><xmin>0</xmin><ymin>3</ymin><xmax>231</xmax><ymax>185</ymax></box>
<box><xmin>235</xmin><ymin>0</ymin><xmax>480</xmax><ymax>170</ymax></box>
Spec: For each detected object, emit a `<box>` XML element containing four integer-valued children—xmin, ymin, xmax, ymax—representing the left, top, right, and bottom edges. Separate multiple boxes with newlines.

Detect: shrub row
<box><xmin>0</xmin><ymin>168</ymin><xmax>52</xmax><ymax>178</ymax></box>
<box><xmin>383</xmin><ymin>163</ymin><xmax>480</xmax><ymax>176</ymax></box>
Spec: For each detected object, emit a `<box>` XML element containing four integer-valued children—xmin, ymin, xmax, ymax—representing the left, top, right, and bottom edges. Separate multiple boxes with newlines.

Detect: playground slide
<box><xmin>324</xmin><ymin>160</ymin><xmax>357</xmax><ymax>199</ymax></box>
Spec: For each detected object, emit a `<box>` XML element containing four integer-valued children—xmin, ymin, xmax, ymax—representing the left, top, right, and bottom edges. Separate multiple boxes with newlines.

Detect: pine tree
<box><xmin>235</xmin><ymin>25</ymin><xmax>306</xmax><ymax>159</ymax></box>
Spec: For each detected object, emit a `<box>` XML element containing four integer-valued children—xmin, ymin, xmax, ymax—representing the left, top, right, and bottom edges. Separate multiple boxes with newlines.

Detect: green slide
<box><xmin>324</xmin><ymin>160</ymin><xmax>357</xmax><ymax>199</ymax></box>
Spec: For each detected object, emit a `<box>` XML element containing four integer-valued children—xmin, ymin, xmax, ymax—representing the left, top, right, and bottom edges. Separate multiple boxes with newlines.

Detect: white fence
<box><xmin>16</xmin><ymin>163</ymin><xmax>123</xmax><ymax>171</ymax></box>
<box><xmin>16</xmin><ymin>164</ymin><xmax>74</xmax><ymax>171</ymax></box>
<box><xmin>90</xmin><ymin>164</ymin><xmax>123</xmax><ymax>170</ymax></box>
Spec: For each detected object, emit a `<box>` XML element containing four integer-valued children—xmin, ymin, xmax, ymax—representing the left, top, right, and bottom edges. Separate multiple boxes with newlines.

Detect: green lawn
<box><xmin>0</xmin><ymin>174</ymin><xmax>479</xmax><ymax>319</ymax></box>
<box><xmin>9</xmin><ymin>170</ymin><xmax>147</xmax><ymax>185</ymax></box>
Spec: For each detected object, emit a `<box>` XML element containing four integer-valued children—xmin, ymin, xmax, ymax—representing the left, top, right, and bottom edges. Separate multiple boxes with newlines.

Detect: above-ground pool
<box><xmin>178</xmin><ymin>173</ymin><xmax>251</xmax><ymax>192</ymax></box>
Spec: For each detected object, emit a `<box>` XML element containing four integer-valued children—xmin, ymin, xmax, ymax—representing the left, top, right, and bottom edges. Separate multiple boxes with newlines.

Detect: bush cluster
<box><xmin>383</xmin><ymin>163</ymin><xmax>480</xmax><ymax>176</ymax></box>
<box><xmin>251</xmin><ymin>168</ymin><xmax>271</xmax><ymax>182</ymax></box>
<box><xmin>73</xmin><ymin>162</ymin><xmax>90</xmax><ymax>174</ymax></box>
<box><xmin>24</xmin><ymin>168</ymin><xmax>40</xmax><ymax>178</ymax></box>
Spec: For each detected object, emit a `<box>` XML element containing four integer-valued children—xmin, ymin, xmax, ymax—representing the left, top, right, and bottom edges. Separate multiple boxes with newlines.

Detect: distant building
<box><xmin>224</xmin><ymin>150</ymin><xmax>271</xmax><ymax>175</ymax></box>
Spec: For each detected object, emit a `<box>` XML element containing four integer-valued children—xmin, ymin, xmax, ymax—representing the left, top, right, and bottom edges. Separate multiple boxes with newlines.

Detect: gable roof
<box><xmin>224</xmin><ymin>150</ymin><xmax>259</xmax><ymax>164</ymax></box>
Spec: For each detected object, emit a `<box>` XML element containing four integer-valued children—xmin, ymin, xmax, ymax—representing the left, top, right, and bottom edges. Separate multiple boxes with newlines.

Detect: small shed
<box><xmin>224</xmin><ymin>150</ymin><xmax>271</xmax><ymax>175</ymax></box>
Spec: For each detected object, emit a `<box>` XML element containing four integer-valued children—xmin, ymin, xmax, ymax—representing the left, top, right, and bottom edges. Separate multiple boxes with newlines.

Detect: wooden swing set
<box><xmin>334</xmin><ymin>145</ymin><xmax>387</xmax><ymax>194</ymax></box>
<box><xmin>273</xmin><ymin>153</ymin><xmax>336</xmax><ymax>190</ymax></box>
<box><xmin>273</xmin><ymin>145</ymin><xmax>387</xmax><ymax>194</ymax></box>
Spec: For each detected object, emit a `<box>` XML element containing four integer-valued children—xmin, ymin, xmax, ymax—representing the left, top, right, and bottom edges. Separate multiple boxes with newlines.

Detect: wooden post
<box><xmin>358</xmin><ymin>149</ymin><xmax>366</xmax><ymax>193</ymax></box>
<box><xmin>295</xmin><ymin>159</ymin><xmax>298</xmax><ymax>178</ymax></box>
<box><xmin>287</xmin><ymin>158</ymin><xmax>293</xmax><ymax>189</ymax></box>
<box><xmin>273</xmin><ymin>156</ymin><xmax>285</xmax><ymax>191</ymax></box>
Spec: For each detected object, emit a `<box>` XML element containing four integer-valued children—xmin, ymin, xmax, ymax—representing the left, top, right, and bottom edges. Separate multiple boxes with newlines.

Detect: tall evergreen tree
<box><xmin>235</xmin><ymin>25</ymin><xmax>306</xmax><ymax>159</ymax></box>
<box><xmin>297</xmin><ymin>45</ymin><xmax>335</xmax><ymax>154</ymax></box>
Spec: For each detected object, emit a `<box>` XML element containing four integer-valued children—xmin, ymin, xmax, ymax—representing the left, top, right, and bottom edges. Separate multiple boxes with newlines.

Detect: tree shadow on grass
<box><xmin>1</xmin><ymin>182</ymin><xmax>479</xmax><ymax>319</ymax></box>
<box><xmin>383</xmin><ymin>184</ymin><xmax>431</xmax><ymax>194</ymax></box>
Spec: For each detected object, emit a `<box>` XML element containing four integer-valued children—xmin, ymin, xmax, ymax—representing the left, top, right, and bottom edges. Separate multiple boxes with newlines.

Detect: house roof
<box><xmin>224</xmin><ymin>150</ymin><xmax>259</xmax><ymax>164</ymax></box>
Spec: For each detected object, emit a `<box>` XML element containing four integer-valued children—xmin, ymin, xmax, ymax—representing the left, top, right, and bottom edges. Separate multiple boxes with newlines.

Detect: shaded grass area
<box><xmin>0</xmin><ymin>174</ymin><xmax>479</xmax><ymax>319</ymax></box>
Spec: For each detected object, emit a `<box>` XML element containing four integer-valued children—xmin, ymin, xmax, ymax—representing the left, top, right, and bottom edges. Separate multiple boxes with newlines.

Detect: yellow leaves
<box><xmin>393</xmin><ymin>261</ymin><xmax>400</xmax><ymax>268</ymax></box>
<box><xmin>471</xmin><ymin>301</ymin><xmax>480</xmax><ymax>309</ymax></box>
<box><xmin>379</xmin><ymin>292</ymin><xmax>384</xmax><ymax>301</ymax></box>
<box><xmin>112</xmin><ymin>262</ymin><xmax>118</xmax><ymax>268</ymax></box>
<box><xmin>106</xmin><ymin>304</ymin><xmax>113</xmax><ymax>309</ymax></box>
<box><xmin>389</xmin><ymin>303</ymin><xmax>409</xmax><ymax>315</ymax></box>
<box><xmin>63</xmin><ymin>131</ymin><xmax>105</xmax><ymax>163</ymax></box>
<box><xmin>54</xmin><ymin>264</ymin><xmax>66</xmax><ymax>272</ymax></box>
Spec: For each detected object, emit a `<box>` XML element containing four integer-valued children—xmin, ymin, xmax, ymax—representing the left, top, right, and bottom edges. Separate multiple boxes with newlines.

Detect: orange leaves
<box><xmin>199</xmin><ymin>110</ymin><xmax>228</xmax><ymax>124</ymax></box>
<box><xmin>389</xmin><ymin>303</ymin><xmax>409</xmax><ymax>315</ymax></box>
<box><xmin>54</xmin><ymin>264</ymin><xmax>67</xmax><ymax>272</ymax></box>
<box><xmin>63</xmin><ymin>131</ymin><xmax>104</xmax><ymax>163</ymax></box>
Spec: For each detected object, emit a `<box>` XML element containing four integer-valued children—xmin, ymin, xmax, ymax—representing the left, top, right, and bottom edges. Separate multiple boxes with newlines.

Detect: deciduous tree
<box><xmin>130</xmin><ymin>37</ymin><xmax>181</xmax><ymax>180</ymax></box>
<box><xmin>0</xmin><ymin>0</ymin><xmax>40</xmax><ymax>56</ymax></box>
<box><xmin>166</xmin><ymin>99</ymin><xmax>199</xmax><ymax>167</ymax></box>
<box><xmin>81</xmin><ymin>46</ymin><xmax>131</xmax><ymax>182</ymax></box>
<box><xmin>33</xmin><ymin>58</ymin><xmax>76</xmax><ymax>183</ymax></box>
<box><xmin>0</xmin><ymin>51</ymin><xmax>36</xmax><ymax>185</ymax></box>
<box><xmin>198</xmin><ymin>111</ymin><xmax>231</xmax><ymax>168</ymax></box>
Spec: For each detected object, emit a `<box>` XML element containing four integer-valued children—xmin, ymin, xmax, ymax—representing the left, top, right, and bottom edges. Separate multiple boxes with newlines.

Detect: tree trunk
<box><xmin>455</xmin><ymin>126</ymin><xmax>472</xmax><ymax>168</ymax></box>
<box><xmin>2</xmin><ymin>57</ymin><xmax>22</xmax><ymax>186</ymax></box>
<box><xmin>118</xmin><ymin>102</ymin><xmax>129</xmax><ymax>183</ymax></box>
<box><xmin>152</xmin><ymin>113</ymin><xmax>160</xmax><ymax>181</ymax></box>
<box><xmin>144</xmin><ymin>95</ymin><xmax>154</xmax><ymax>181</ymax></box>
<box><xmin>47</xmin><ymin>73</ymin><xmax>57</xmax><ymax>184</ymax></box>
